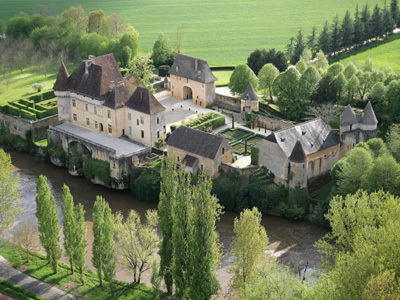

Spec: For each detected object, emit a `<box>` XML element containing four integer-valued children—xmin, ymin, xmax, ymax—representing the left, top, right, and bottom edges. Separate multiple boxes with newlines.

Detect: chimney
<box><xmin>85</xmin><ymin>55</ymin><xmax>95</xmax><ymax>74</ymax></box>
<box><xmin>109</xmin><ymin>81</ymin><xmax>115</xmax><ymax>90</ymax></box>
<box><xmin>195</xmin><ymin>59</ymin><xmax>198</xmax><ymax>72</ymax></box>
<box><xmin>88</xmin><ymin>55</ymin><xmax>95</xmax><ymax>61</ymax></box>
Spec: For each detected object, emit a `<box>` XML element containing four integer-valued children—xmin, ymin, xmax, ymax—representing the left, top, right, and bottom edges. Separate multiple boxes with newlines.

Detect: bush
<box><xmin>251</xmin><ymin>147</ymin><xmax>259</xmax><ymax>165</ymax></box>
<box><xmin>83</xmin><ymin>158</ymin><xmax>111</xmax><ymax>187</ymax></box>
<box><xmin>47</xmin><ymin>144</ymin><xmax>66</xmax><ymax>164</ymax></box>
<box><xmin>158</xmin><ymin>65</ymin><xmax>170</xmax><ymax>77</ymax></box>
<box><xmin>131</xmin><ymin>169</ymin><xmax>160</xmax><ymax>203</ymax></box>
<box><xmin>20</xmin><ymin>109</ymin><xmax>36</xmax><ymax>120</ymax></box>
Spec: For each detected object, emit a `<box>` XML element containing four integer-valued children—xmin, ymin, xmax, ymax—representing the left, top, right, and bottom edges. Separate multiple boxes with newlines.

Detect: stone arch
<box><xmin>183</xmin><ymin>86</ymin><xmax>193</xmax><ymax>100</ymax></box>
<box><xmin>68</xmin><ymin>141</ymin><xmax>92</xmax><ymax>158</ymax></box>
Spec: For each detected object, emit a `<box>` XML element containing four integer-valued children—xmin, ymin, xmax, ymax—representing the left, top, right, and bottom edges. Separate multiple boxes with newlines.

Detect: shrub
<box><xmin>20</xmin><ymin>109</ymin><xmax>36</xmax><ymax>120</ymax></box>
<box><xmin>158</xmin><ymin>65</ymin><xmax>170</xmax><ymax>77</ymax></box>
<box><xmin>6</xmin><ymin>104</ymin><xmax>20</xmax><ymax>116</ymax></box>
<box><xmin>133</xmin><ymin>169</ymin><xmax>160</xmax><ymax>203</ymax></box>
<box><xmin>31</xmin><ymin>83</ymin><xmax>45</xmax><ymax>92</ymax></box>
<box><xmin>19</xmin><ymin>98</ymin><xmax>34</xmax><ymax>108</ymax></box>
<box><xmin>48</xmin><ymin>144</ymin><xmax>66</xmax><ymax>164</ymax></box>
<box><xmin>251</xmin><ymin>147</ymin><xmax>259</xmax><ymax>165</ymax></box>
<box><xmin>83</xmin><ymin>158</ymin><xmax>111</xmax><ymax>187</ymax></box>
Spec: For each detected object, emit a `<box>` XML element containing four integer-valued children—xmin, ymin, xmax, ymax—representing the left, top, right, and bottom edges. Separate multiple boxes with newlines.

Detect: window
<box><xmin>157</xmin><ymin>117</ymin><xmax>159</xmax><ymax>124</ymax></box>
<box><xmin>176</xmin><ymin>66</ymin><xmax>178</xmax><ymax>72</ymax></box>
<box><xmin>107</xmin><ymin>110</ymin><xmax>111</xmax><ymax>119</ymax></box>
<box><xmin>140</xmin><ymin>116</ymin><xmax>144</xmax><ymax>124</ymax></box>
<box><xmin>187</xmin><ymin>78</ymin><xmax>189</xmax><ymax>83</ymax></box>
<box><xmin>73</xmin><ymin>113</ymin><xmax>77</xmax><ymax>121</ymax></box>
<box><xmin>108</xmin><ymin>125</ymin><xmax>112</xmax><ymax>133</ymax></box>
<box><xmin>94</xmin><ymin>106</ymin><xmax>97</xmax><ymax>114</ymax></box>
<box><xmin>137</xmin><ymin>119</ymin><xmax>139</xmax><ymax>125</ymax></box>
<box><xmin>128</xmin><ymin>112</ymin><xmax>131</xmax><ymax>120</ymax></box>
<box><xmin>201</xmin><ymin>164</ymin><xmax>204</xmax><ymax>172</ymax></box>
<box><xmin>113</xmin><ymin>161</ymin><xmax>116</xmax><ymax>168</ymax></box>
<box><xmin>177</xmin><ymin>156</ymin><xmax>180</xmax><ymax>162</ymax></box>
<box><xmin>72</xmin><ymin>100</ymin><xmax>76</xmax><ymax>107</ymax></box>
<box><xmin>85</xmin><ymin>104</ymin><xmax>88</xmax><ymax>111</ymax></box>
<box><xmin>95</xmin><ymin>121</ymin><xmax>98</xmax><ymax>128</ymax></box>
<box><xmin>172</xmin><ymin>85</ymin><xmax>174</xmax><ymax>89</ymax></box>
<box><xmin>129</xmin><ymin>126</ymin><xmax>132</xmax><ymax>135</ymax></box>
<box><xmin>86</xmin><ymin>118</ymin><xmax>90</xmax><ymax>125</ymax></box>
<box><xmin>157</xmin><ymin>131</ymin><xmax>160</xmax><ymax>138</ymax></box>
<box><xmin>198</xmin><ymin>71</ymin><xmax>201</xmax><ymax>78</ymax></box>
<box><xmin>222</xmin><ymin>148</ymin><xmax>225</xmax><ymax>154</ymax></box>
<box><xmin>141</xmin><ymin>130</ymin><xmax>144</xmax><ymax>138</ymax></box>
<box><xmin>172</xmin><ymin>91</ymin><xmax>174</xmax><ymax>96</ymax></box>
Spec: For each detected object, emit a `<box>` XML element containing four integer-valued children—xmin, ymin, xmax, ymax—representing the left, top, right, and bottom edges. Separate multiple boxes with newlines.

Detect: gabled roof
<box><xmin>104</xmin><ymin>84</ymin><xmax>132</xmax><ymax>109</ymax></box>
<box><xmin>241</xmin><ymin>84</ymin><xmax>259</xmax><ymax>101</ymax></box>
<box><xmin>362</xmin><ymin>101</ymin><xmax>378</xmax><ymax>125</ymax></box>
<box><xmin>126</xmin><ymin>87</ymin><xmax>165</xmax><ymax>115</ymax></box>
<box><xmin>65</xmin><ymin>54</ymin><xmax>123</xmax><ymax>100</ymax></box>
<box><xmin>167</xmin><ymin>126</ymin><xmax>225</xmax><ymax>159</ymax></box>
<box><xmin>340</xmin><ymin>105</ymin><xmax>358</xmax><ymax>126</ymax></box>
<box><xmin>262</xmin><ymin>118</ymin><xmax>339</xmax><ymax>157</ymax></box>
<box><xmin>289</xmin><ymin>140</ymin><xmax>307</xmax><ymax>163</ymax></box>
<box><xmin>53</xmin><ymin>63</ymin><xmax>69</xmax><ymax>91</ymax></box>
<box><xmin>168</xmin><ymin>54</ymin><xmax>217</xmax><ymax>83</ymax></box>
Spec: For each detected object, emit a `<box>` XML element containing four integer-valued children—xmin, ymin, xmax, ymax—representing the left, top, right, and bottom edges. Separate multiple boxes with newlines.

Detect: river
<box><xmin>8</xmin><ymin>150</ymin><xmax>329</xmax><ymax>296</ymax></box>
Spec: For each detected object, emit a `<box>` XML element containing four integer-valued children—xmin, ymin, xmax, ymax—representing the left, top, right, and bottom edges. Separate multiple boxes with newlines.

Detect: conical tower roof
<box><xmin>241</xmin><ymin>83</ymin><xmax>259</xmax><ymax>101</ymax></box>
<box><xmin>53</xmin><ymin>63</ymin><xmax>69</xmax><ymax>91</ymax></box>
<box><xmin>289</xmin><ymin>140</ymin><xmax>307</xmax><ymax>163</ymax></box>
<box><xmin>362</xmin><ymin>101</ymin><xmax>378</xmax><ymax>125</ymax></box>
<box><xmin>340</xmin><ymin>105</ymin><xmax>357</xmax><ymax>126</ymax></box>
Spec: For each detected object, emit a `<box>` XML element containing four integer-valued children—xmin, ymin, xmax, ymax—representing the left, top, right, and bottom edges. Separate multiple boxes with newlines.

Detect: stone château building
<box><xmin>168</xmin><ymin>54</ymin><xmax>217</xmax><ymax>107</ymax></box>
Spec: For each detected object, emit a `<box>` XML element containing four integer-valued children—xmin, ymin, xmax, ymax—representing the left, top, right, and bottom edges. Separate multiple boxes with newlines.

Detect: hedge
<box><xmin>251</xmin><ymin>147</ymin><xmax>259</xmax><ymax>165</ymax></box>
<box><xmin>0</xmin><ymin>105</ymin><xmax>8</xmax><ymax>114</ymax></box>
<box><xmin>158</xmin><ymin>65</ymin><xmax>170</xmax><ymax>77</ymax></box>
<box><xmin>28</xmin><ymin>90</ymin><xmax>55</xmax><ymax>102</ymax></box>
<box><xmin>19</xmin><ymin>98</ymin><xmax>35</xmax><ymax>108</ymax></box>
<box><xmin>0</xmin><ymin>279</ymin><xmax>46</xmax><ymax>300</ymax></box>
<box><xmin>10</xmin><ymin>101</ymin><xmax>27</xmax><ymax>110</ymax></box>
<box><xmin>20</xmin><ymin>109</ymin><xmax>36</xmax><ymax>120</ymax></box>
<box><xmin>152</xmin><ymin>147</ymin><xmax>164</xmax><ymax>155</ymax></box>
<box><xmin>192</xmin><ymin>115</ymin><xmax>225</xmax><ymax>131</ymax></box>
<box><xmin>83</xmin><ymin>158</ymin><xmax>111</xmax><ymax>187</ymax></box>
<box><xmin>6</xmin><ymin>104</ymin><xmax>20</xmax><ymax>116</ymax></box>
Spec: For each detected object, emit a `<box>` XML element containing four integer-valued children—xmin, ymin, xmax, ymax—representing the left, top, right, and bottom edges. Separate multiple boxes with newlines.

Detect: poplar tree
<box><xmin>158</xmin><ymin>155</ymin><xmax>177</xmax><ymax>294</ymax></box>
<box><xmin>35</xmin><ymin>175</ymin><xmax>62</xmax><ymax>274</ymax></box>
<box><xmin>187</xmin><ymin>175</ymin><xmax>222</xmax><ymax>300</ymax></box>
<box><xmin>73</xmin><ymin>203</ymin><xmax>87</xmax><ymax>284</ymax></box>
<box><xmin>61</xmin><ymin>185</ymin><xmax>75</xmax><ymax>274</ymax></box>
<box><xmin>92</xmin><ymin>196</ymin><xmax>116</xmax><ymax>294</ymax></box>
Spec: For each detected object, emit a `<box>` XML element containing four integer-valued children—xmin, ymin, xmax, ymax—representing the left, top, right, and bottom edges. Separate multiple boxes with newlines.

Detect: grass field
<box><xmin>337</xmin><ymin>33</ymin><xmax>400</xmax><ymax>73</ymax></box>
<box><xmin>0</xmin><ymin>0</ymin><xmax>386</xmax><ymax>66</ymax></box>
<box><xmin>0</xmin><ymin>68</ymin><xmax>58</xmax><ymax>105</ymax></box>
<box><xmin>213</xmin><ymin>70</ymin><xmax>233</xmax><ymax>86</ymax></box>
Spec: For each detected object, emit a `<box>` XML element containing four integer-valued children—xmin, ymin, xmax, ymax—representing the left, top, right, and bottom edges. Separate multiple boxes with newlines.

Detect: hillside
<box><xmin>0</xmin><ymin>0</ymin><xmax>385</xmax><ymax>66</ymax></box>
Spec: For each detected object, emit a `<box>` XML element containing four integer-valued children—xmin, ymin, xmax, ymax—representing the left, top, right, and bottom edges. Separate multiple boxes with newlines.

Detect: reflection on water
<box><xmin>9</xmin><ymin>150</ymin><xmax>329</xmax><ymax>291</ymax></box>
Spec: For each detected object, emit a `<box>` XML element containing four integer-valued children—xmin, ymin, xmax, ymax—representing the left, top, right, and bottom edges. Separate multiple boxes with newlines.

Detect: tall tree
<box><xmin>87</xmin><ymin>9</ymin><xmax>105</xmax><ymax>34</ymax></box>
<box><xmin>285</xmin><ymin>37</ymin><xmax>295</xmax><ymax>63</ymax></box>
<box><xmin>340</xmin><ymin>10</ymin><xmax>354</xmax><ymax>50</ymax></box>
<box><xmin>383</xmin><ymin>4</ymin><xmax>395</xmax><ymax>36</ymax></box>
<box><xmin>353</xmin><ymin>4</ymin><xmax>365</xmax><ymax>46</ymax></box>
<box><xmin>258</xmin><ymin>63</ymin><xmax>279</xmax><ymax>100</ymax></box>
<box><xmin>107</xmin><ymin>12</ymin><xmax>125</xmax><ymax>38</ymax></box>
<box><xmin>371</xmin><ymin>5</ymin><xmax>384</xmax><ymax>40</ymax></box>
<box><xmin>229</xmin><ymin>207</ymin><xmax>268</xmax><ymax>293</ymax></box>
<box><xmin>187</xmin><ymin>176</ymin><xmax>222</xmax><ymax>300</ymax></box>
<box><xmin>299</xmin><ymin>66</ymin><xmax>321</xmax><ymax>100</ymax></box>
<box><xmin>119</xmin><ymin>32</ymin><xmax>140</xmax><ymax>60</ymax></box>
<box><xmin>61</xmin><ymin>185</ymin><xmax>76</xmax><ymax>274</ymax></box>
<box><xmin>114</xmin><ymin>209</ymin><xmax>159</xmax><ymax>284</ymax></box>
<box><xmin>361</xmin><ymin>4</ymin><xmax>372</xmax><ymax>40</ymax></box>
<box><xmin>73</xmin><ymin>203</ymin><xmax>87</xmax><ymax>284</ymax></box>
<box><xmin>11</xmin><ymin>219</ymin><xmax>39</xmax><ymax>262</ymax></box>
<box><xmin>307</xmin><ymin>26</ymin><xmax>318</xmax><ymax>57</ymax></box>
<box><xmin>158</xmin><ymin>155</ymin><xmax>177</xmax><ymax>294</ymax></box>
<box><xmin>228</xmin><ymin>64</ymin><xmax>258</xmax><ymax>95</ymax></box>
<box><xmin>291</xmin><ymin>30</ymin><xmax>305</xmax><ymax>65</ymax></box>
<box><xmin>330</xmin><ymin>14</ymin><xmax>341</xmax><ymax>55</ymax></box>
<box><xmin>152</xmin><ymin>34</ymin><xmax>175</xmax><ymax>68</ymax></box>
<box><xmin>129</xmin><ymin>54</ymin><xmax>155</xmax><ymax>91</ymax></box>
<box><xmin>35</xmin><ymin>175</ymin><xmax>62</xmax><ymax>274</ymax></box>
<box><xmin>102</xmin><ymin>201</ymin><xmax>117</xmax><ymax>297</ymax></box>
<box><xmin>0</xmin><ymin>149</ymin><xmax>22</xmax><ymax>234</ymax></box>
<box><xmin>391</xmin><ymin>0</ymin><xmax>400</xmax><ymax>26</ymax></box>
<box><xmin>247</xmin><ymin>49</ymin><xmax>267</xmax><ymax>75</ymax></box>
<box><xmin>318</xmin><ymin>21</ymin><xmax>331</xmax><ymax>54</ymax></box>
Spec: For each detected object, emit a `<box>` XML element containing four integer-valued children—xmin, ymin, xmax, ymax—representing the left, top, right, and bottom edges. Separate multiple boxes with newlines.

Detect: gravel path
<box><xmin>0</xmin><ymin>255</ymin><xmax>75</xmax><ymax>300</ymax></box>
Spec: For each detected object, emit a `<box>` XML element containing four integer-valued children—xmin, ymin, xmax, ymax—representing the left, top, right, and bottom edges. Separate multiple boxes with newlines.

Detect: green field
<box><xmin>0</xmin><ymin>0</ymin><xmax>385</xmax><ymax>66</ymax></box>
<box><xmin>213</xmin><ymin>70</ymin><xmax>233</xmax><ymax>86</ymax></box>
<box><xmin>337</xmin><ymin>33</ymin><xmax>400</xmax><ymax>73</ymax></box>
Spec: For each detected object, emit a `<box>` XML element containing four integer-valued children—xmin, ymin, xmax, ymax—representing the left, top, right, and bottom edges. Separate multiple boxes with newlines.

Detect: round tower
<box><xmin>240</xmin><ymin>83</ymin><xmax>259</xmax><ymax>113</ymax></box>
<box><xmin>288</xmin><ymin>140</ymin><xmax>308</xmax><ymax>189</ymax></box>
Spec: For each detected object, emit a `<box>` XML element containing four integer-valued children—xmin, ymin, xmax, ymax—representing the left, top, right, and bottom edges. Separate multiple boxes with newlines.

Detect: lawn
<box><xmin>213</xmin><ymin>70</ymin><xmax>233</xmax><ymax>87</ymax></box>
<box><xmin>0</xmin><ymin>67</ymin><xmax>58</xmax><ymax>106</ymax></box>
<box><xmin>0</xmin><ymin>0</ymin><xmax>385</xmax><ymax>66</ymax></box>
<box><xmin>336</xmin><ymin>32</ymin><xmax>400</xmax><ymax>73</ymax></box>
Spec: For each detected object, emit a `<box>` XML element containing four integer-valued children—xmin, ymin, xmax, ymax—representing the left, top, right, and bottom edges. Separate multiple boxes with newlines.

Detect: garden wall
<box><xmin>0</xmin><ymin>112</ymin><xmax>58</xmax><ymax>142</ymax></box>
<box><xmin>220</xmin><ymin>162</ymin><xmax>257</xmax><ymax>178</ymax></box>
<box><xmin>215</xmin><ymin>93</ymin><xmax>241</xmax><ymax>113</ymax></box>
<box><xmin>254</xmin><ymin>115</ymin><xmax>293</xmax><ymax>131</ymax></box>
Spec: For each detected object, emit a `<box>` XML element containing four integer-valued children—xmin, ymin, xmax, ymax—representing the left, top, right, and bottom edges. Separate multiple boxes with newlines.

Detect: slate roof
<box><xmin>362</xmin><ymin>101</ymin><xmax>378</xmax><ymax>125</ymax></box>
<box><xmin>104</xmin><ymin>84</ymin><xmax>132</xmax><ymax>109</ymax></box>
<box><xmin>289</xmin><ymin>140</ymin><xmax>307</xmax><ymax>163</ymax></box>
<box><xmin>241</xmin><ymin>84</ymin><xmax>259</xmax><ymax>101</ymax></box>
<box><xmin>64</xmin><ymin>54</ymin><xmax>123</xmax><ymax>100</ymax></box>
<box><xmin>167</xmin><ymin>126</ymin><xmax>224</xmax><ymax>159</ymax></box>
<box><xmin>53</xmin><ymin>63</ymin><xmax>69</xmax><ymax>91</ymax></box>
<box><xmin>340</xmin><ymin>105</ymin><xmax>358</xmax><ymax>126</ymax></box>
<box><xmin>263</xmin><ymin>118</ymin><xmax>339</xmax><ymax>157</ymax></box>
<box><xmin>126</xmin><ymin>87</ymin><xmax>165</xmax><ymax>115</ymax></box>
<box><xmin>182</xmin><ymin>154</ymin><xmax>199</xmax><ymax>168</ymax></box>
<box><xmin>168</xmin><ymin>54</ymin><xmax>217</xmax><ymax>83</ymax></box>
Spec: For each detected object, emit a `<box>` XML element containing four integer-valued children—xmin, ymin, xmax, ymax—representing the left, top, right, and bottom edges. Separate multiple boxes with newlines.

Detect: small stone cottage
<box><xmin>241</xmin><ymin>84</ymin><xmax>259</xmax><ymax>113</ymax></box>
<box><xmin>167</xmin><ymin>126</ymin><xmax>232</xmax><ymax>176</ymax></box>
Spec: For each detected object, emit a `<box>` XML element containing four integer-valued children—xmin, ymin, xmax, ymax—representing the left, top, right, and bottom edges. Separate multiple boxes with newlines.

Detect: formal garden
<box><xmin>218</xmin><ymin>128</ymin><xmax>264</xmax><ymax>155</ymax></box>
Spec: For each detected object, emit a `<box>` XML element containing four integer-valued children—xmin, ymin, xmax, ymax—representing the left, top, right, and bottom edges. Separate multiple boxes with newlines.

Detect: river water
<box><xmin>8</xmin><ymin>150</ymin><xmax>329</xmax><ymax>295</ymax></box>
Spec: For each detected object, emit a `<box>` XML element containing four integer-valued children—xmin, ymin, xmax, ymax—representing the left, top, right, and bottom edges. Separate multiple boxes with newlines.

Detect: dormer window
<box><xmin>302</xmin><ymin>131</ymin><xmax>306</xmax><ymax>136</ymax></box>
<box><xmin>280</xmin><ymin>138</ymin><xmax>285</xmax><ymax>142</ymax></box>
<box><xmin>246</xmin><ymin>95</ymin><xmax>249</xmax><ymax>100</ymax></box>
<box><xmin>176</xmin><ymin>66</ymin><xmax>179</xmax><ymax>72</ymax></box>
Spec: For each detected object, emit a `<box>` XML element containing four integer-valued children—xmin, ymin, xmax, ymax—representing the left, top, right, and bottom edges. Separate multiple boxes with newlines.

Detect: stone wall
<box><xmin>0</xmin><ymin>112</ymin><xmax>58</xmax><ymax>141</ymax></box>
<box><xmin>219</xmin><ymin>162</ymin><xmax>257</xmax><ymax>178</ymax></box>
<box><xmin>214</xmin><ymin>93</ymin><xmax>241</xmax><ymax>112</ymax></box>
<box><xmin>254</xmin><ymin>115</ymin><xmax>293</xmax><ymax>131</ymax></box>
